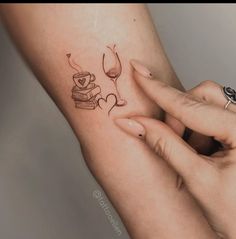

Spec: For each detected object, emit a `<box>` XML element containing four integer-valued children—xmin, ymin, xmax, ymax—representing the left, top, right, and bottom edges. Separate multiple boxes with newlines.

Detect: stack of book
<box><xmin>72</xmin><ymin>83</ymin><xmax>101</xmax><ymax>110</ymax></box>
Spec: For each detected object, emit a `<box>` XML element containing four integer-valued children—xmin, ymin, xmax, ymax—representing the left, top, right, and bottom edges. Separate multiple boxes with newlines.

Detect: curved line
<box><xmin>67</xmin><ymin>56</ymin><xmax>79</xmax><ymax>72</ymax></box>
<box><xmin>97</xmin><ymin>99</ymin><xmax>103</xmax><ymax>109</ymax></box>
<box><xmin>97</xmin><ymin>96</ymin><xmax>105</xmax><ymax>109</ymax></box>
<box><xmin>67</xmin><ymin>54</ymin><xmax>83</xmax><ymax>72</ymax></box>
<box><xmin>115</xmin><ymin>101</ymin><xmax>127</xmax><ymax>107</ymax></box>
<box><xmin>102</xmin><ymin>53</ymin><xmax>107</xmax><ymax>75</ymax></box>
<box><xmin>71</xmin><ymin>59</ymin><xmax>83</xmax><ymax>72</ymax></box>
<box><xmin>116</xmin><ymin>52</ymin><xmax>122</xmax><ymax>77</ymax></box>
<box><xmin>97</xmin><ymin>93</ymin><xmax>118</xmax><ymax>116</ymax></box>
<box><xmin>107</xmin><ymin>45</ymin><xmax>119</xmax><ymax>72</ymax></box>
<box><xmin>106</xmin><ymin>45</ymin><xmax>114</xmax><ymax>52</ymax></box>
<box><xmin>107</xmin><ymin>93</ymin><xmax>118</xmax><ymax>116</ymax></box>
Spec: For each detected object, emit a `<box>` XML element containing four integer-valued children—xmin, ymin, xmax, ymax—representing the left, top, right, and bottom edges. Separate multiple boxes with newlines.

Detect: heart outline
<box><xmin>98</xmin><ymin>93</ymin><xmax>118</xmax><ymax>116</ymax></box>
<box><xmin>78</xmin><ymin>78</ymin><xmax>86</xmax><ymax>86</ymax></box>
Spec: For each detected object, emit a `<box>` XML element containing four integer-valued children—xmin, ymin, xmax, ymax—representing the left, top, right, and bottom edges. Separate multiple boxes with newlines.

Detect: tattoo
<box><xmin>98</xmin><ymin>93</ymin><xmax>118</xmax><ymax>116</ymax></box>
<box><xmin>66</xmin><ymin>45</ymin><xmax>126</xmax><ymax>115</ymax></box>
<box><xmin>67</xmin><ymin>53</ymin><xmax>102</xmax><ymax>110</ymax></box>
<box><xmin>102</xmin><ymin>45</ymin><xmax>126</xmax><ymax>107</ymax></box>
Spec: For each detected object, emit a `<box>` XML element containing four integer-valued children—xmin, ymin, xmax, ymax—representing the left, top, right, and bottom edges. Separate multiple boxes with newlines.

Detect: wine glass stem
<box><xmin>114</xmin><ymin>79</ymin><xmax>122</xmax><ymax>100</ymax></box>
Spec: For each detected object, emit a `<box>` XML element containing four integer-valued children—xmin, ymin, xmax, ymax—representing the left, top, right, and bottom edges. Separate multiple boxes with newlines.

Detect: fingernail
<box><xmin>114</xmin><ymin>118</ymin><xmax>146</xmax><ymax>139</ymax></box>
<box><xmin>130</xmin><ymin>59</ymin><xmax>153</xmax><ymax>78</ymax></box>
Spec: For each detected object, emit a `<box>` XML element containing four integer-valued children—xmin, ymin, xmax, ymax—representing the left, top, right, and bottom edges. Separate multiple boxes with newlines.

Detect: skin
<box><xmin>117</xmin><ymin>69</ymin><xmax>236</xmax><ymax>238</ymax></box>
<box><xmin>0</xmin><ymin>4</ymin><xmax>217</xmax><ymax>238</ymax></box>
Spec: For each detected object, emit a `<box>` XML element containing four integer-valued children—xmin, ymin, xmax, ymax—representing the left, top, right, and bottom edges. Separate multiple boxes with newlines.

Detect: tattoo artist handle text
<box><xmin>93</xmin><ymin>190</ymin><xmax>122</xmax><ymax>236</ymax></box>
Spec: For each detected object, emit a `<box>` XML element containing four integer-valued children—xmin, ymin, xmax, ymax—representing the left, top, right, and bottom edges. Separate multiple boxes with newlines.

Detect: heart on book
<box><xmin>98</xmin><ymin>93</ymin><xmax>117</xmax><ymax>115</ymax></box>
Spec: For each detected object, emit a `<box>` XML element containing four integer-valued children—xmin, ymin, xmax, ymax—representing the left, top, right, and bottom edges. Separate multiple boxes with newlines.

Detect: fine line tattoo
<box><xmin>102</xmin><ymin>44</ymin><xmax>127</xmax><ymax>106</ymax></box>
<box><xmin>67</xmin><ymin>53</ymin><xmax>102</xmax><ymax>110</ymax></box>
<box><xmin>66</xmin><ymin>44</ymin><xmax>127</xmax><ymax>115</ymax></box>
<box><xmin>98</xmin><ymin>93</ymin><xmax>118</xmax><ymax>116</ymax></box>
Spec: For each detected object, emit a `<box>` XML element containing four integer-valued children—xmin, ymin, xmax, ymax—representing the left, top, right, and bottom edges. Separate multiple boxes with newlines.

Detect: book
<box><xmin>74</xmin><ymin>99</ymin><xmax>98</xmax><ymax>110</ymax></box>
<box><xmin>72</xmin><ymin>85</ymin><xmax>101</xmax><ymax>101</ymax></box>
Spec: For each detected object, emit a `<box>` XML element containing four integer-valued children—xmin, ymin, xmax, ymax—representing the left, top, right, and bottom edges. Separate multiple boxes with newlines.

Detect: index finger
<box><xmin>134</xmin><ymin>75</ymin><xmax>236</xmax><ymax>147</ymax></box>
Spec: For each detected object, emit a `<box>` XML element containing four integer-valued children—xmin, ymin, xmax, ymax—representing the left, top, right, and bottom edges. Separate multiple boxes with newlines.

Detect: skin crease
<box><xmin>116</xmin><ymin>71</ymin><xmax>236</xmax><ymax>238</ymax></box>
<box><xmin>0</xmin><ymin>4</ymin><xmax>218</xmax><ymax>239</ymax></box>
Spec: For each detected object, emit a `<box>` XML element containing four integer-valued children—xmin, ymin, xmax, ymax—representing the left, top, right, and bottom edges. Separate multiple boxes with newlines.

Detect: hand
<box><xmin>115</xmin><ymin>67</ymin><xmax>236</xmax><ymax>238</ymax></box>
<box><xmin>165</xmin><ymin>81</ymin><xmax>224</xmax><ymax>156</ymax></box>
<box><xmin>131</xmin><ymin>59</ymin><xmax>218</xmax><ymax>156</ymax></box>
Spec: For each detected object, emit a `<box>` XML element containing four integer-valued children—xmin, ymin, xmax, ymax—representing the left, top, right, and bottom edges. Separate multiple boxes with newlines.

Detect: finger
<box><xmin>165</xmin><ymin>113</ymin><xmax>214</xmax><ymax>155</ymax></box>
<box><xmin>131</xmin><ymin>59</ymin><xmax>187</xmax><ymax>137</ymax></box>
<box><xmin>115</xmin><ymin>116</ymin><xmax>212</xmax><ymax>184</ymax></box>
<box><xmin>134</xmin><ymin>76</ymin><xmax>236</xmax><ymax>147</ymax></box>
<box><xmin>165</xmin><ymin>113</ymin><xmax>185</xmax><ymax>137</ymax></box>
<box><xmin>165</xmin><ymin>81</ymin><xmax>229</xmax><ymax>154</ymax></box>
<box><xmin>187</xmin><ymin>81</ymin><xmax>236</xmax><ymax>154</ymax></box>
<box><xmin>189</xmin><ymin>80</ymin><xmax>236</xmax><ymax>113</ymax></box>
<box><xmin>187</xmin><ymin>132</ymin><xmax>219</xmax><ymax>155</ymax></box>
<box><xmin>164</xmin><ymin>83</ymin><xmax>186</xmax><ymax>137</ymax></box>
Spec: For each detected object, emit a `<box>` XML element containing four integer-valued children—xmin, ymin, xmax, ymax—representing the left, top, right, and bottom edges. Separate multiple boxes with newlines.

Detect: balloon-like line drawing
<box><xmin>66</xmin><ymin>45</ymin><xmax>126</xmax><ymax>115</ymax></box>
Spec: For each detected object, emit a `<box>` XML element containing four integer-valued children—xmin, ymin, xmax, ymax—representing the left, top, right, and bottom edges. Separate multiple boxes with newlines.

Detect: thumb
<box><xmin>115</xmin><ymin>116</ymin><xmax>209</xmax><ymax>184</ymax></box>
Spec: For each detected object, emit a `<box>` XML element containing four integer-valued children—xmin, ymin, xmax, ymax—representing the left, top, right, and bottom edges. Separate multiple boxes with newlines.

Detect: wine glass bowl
<box><xmin>102</xmin><ymin>45</ymin><xmax>126</xmax><ymax>106</ymax></box>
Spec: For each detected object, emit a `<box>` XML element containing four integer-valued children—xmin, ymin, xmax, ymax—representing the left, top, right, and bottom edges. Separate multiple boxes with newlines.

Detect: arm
<box><xmin>0</xmin><ymin>4</ymin><xmax>216</xmax><ymax>238</ymax></box>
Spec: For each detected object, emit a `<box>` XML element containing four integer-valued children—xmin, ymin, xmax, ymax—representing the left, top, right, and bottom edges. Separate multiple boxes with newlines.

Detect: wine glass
<box><xmin>102</xmin><ymin>45</ymin><xmax>127</xmax><ymax>106</ymax></box>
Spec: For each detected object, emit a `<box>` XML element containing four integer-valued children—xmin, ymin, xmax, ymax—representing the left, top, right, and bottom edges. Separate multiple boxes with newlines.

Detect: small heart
<box><xmin>78</xmin><ymin>78</ymin><xmax>86</xmax><ymax>86</ymax></box>
<box><xmin>98</xmin><ymin>93</ymin><xmax>118</xmax><ymax>115</ymax></box>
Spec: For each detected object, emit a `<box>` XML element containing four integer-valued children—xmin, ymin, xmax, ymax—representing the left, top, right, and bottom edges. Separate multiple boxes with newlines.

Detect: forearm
<box><xmin>0</xmin><ymin>4</ymin><xmax>216</xmax><ymax>238</ymax></box>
